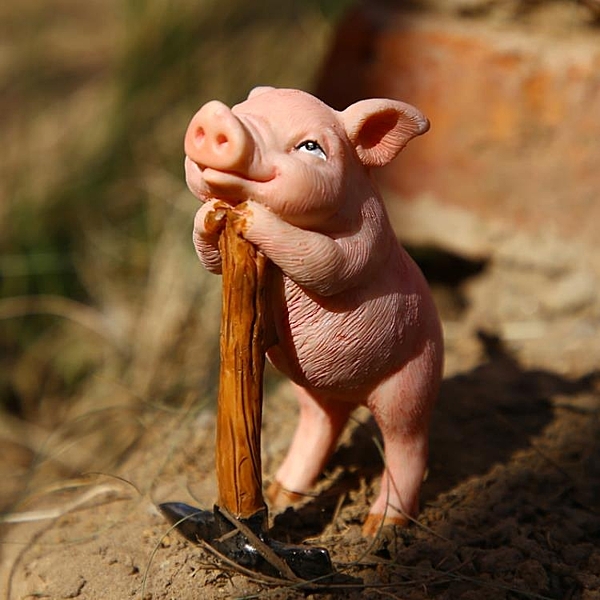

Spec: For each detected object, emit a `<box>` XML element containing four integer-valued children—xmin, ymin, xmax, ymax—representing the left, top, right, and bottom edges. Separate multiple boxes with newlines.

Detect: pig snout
<box><xmin>185</xmin><ymin>100</ymin><xmax>252</xmax><ymax>172</ymax></box>
<box><xmin>184</xmin><ymin>100</ymin><xmax>272</xmax><ymax>182</ymax></box>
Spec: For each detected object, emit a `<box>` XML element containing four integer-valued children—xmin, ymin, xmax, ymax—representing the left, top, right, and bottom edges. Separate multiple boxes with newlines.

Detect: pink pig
<box><xmin>185</xmin><ymin>87</ymin><xmax>443</xmax><ymax>536</ymax></box>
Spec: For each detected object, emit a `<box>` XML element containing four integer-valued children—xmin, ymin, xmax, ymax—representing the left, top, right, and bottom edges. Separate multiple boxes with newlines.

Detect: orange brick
<box><xmin>316</xmin><ymin>7</ymin><xmax>600</xmax><ymax>255</ymax></box>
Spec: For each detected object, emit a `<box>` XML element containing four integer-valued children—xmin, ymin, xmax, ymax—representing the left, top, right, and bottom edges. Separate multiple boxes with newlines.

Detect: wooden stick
<box><xmin>215</xmin><ymin>213</ymin><xmax>268</xmax><ymax>519</ymax></box>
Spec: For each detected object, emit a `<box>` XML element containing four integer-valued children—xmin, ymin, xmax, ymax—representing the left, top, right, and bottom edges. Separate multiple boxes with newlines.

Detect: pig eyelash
<box><xmin>295</xmin><ymin>140</ymin><xmax>327</xmax><ymax>161</ymax></box>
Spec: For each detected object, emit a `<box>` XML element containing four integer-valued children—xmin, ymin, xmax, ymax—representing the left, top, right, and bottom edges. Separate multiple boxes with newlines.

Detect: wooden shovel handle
<box><xmin>215</xmin><ymin>212</ymin><xmax>268</xmax><ymax>519</ymax></box>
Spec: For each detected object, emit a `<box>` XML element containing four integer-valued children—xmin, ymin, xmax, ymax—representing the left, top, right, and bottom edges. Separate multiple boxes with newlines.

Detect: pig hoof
<box><xmin>266</xmin><ymin>480</ymin><xmax>307</xmax><ymax>508</ymax></box>
<box><xmin>361</xmin><ymin>513</ymin><xmax>410</xmax><ymax>538</ymax></box>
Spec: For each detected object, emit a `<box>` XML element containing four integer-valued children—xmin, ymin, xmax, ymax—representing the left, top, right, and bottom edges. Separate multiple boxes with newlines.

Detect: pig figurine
<box><xmin>185</xmin><ymin>87</ymin><xmax>443</xmax><ymax>536</ymax></box>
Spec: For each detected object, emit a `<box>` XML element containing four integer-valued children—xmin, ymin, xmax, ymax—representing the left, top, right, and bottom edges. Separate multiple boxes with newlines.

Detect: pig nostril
<box><xmin>216</xmin><ymin>133</ymin><xmax>228</xmax><ymax>146</ymax></box>
<box><xmin>194</xmin><ymin>127</ymin><xmax>205</xmax><ymax>144</ymax></box>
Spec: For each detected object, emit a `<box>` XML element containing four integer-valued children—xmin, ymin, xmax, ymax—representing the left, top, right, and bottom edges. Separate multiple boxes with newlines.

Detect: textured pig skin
<box><xmin>186</xmin><ymin>87</ymin><xmax>444</xmax><ymax>536</ymax></box>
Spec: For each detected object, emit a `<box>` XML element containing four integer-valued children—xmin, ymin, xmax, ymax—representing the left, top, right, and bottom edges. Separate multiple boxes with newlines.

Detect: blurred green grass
<box><xmin>0</xmin><ymin>0</ymin><xmax>354</xmax><ymax>508</ymax></box>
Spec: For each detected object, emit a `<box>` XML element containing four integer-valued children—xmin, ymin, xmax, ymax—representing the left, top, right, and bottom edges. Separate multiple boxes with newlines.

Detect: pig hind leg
<box><xmin>267</xmin><ymin>383</ymin><xmax>354</xmax><ymax>506</ymax></box>
<box><xmin>363</xmin><ymin>342</ymin><xmax>440</xmax><ymax>536</ymax></box>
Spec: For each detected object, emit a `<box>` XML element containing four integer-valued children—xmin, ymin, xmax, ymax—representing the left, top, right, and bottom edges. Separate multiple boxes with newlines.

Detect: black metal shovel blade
<box><xmin>159</xmin><ymin>501</ymin><xmax>333</xmax><ymax>581</ymax></box>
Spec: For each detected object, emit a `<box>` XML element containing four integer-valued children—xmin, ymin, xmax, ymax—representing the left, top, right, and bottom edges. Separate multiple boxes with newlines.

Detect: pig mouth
<box><xmin>199</xmin><ymin>169</ymin><xmax>257</xmax><ymax>204</ymax></box>
<box><xmin>201</xmin><ymin>166</ymin><xmax>276</xmax><ymax>190</ymax></box>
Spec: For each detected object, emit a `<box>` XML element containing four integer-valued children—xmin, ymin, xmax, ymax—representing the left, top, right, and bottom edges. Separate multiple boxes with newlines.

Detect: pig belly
<box><xmin>267</xmin><ymin>277</ymin><xmax>421</xmax><ymax>395</ymax></box>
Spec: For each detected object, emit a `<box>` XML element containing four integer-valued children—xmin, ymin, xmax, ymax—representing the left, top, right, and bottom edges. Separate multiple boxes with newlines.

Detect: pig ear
<box><xmin>341</xmin><ymin>99</ymin><xmax>429</xmax><ymax>168</ymax></box>
<box><xmin>248</xmin><ymin>86</ymin><xmax>275</xmax><ymax>100</ymax></box>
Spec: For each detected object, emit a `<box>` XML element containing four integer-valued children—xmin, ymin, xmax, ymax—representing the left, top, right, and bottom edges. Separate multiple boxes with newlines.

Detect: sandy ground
<box><xmin>1</xmin><ymin>262</ymin><xmax>599</xmax><ymax>600</ymax></box>
<box><xmin>2</xmin><ymin>1</ymin><xmax>599</xmax><ymax>598</ymax></box>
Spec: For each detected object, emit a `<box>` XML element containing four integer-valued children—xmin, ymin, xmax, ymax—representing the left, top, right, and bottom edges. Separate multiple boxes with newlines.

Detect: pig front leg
<box><xmin>192</xmin><ymin>200</ymin><xmax>229</xmax><ymax>274</ymax></box>
<box><xmin>236</xmin><ymin>200</ymin><xmax>376</xmax><ymax>297</ymax></box>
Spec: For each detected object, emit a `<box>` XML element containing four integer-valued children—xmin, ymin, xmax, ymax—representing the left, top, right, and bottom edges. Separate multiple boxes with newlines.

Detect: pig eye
<box><xmin>295</xmin><ymin>140</ymin><xmax>327</xmax><ymax>161</ymax></box>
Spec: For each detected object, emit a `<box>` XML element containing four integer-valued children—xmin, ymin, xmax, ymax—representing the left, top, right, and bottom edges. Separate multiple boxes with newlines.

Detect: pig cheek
<box><xmin>259</xmin><ymin>164</ymin><xmax>343</xmax><ymax>226</ymax></box>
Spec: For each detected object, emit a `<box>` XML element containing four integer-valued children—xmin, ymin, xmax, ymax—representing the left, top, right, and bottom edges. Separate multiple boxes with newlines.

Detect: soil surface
<box><xmin>2</xmin><ymin>1</ymin><xmax>599</xmax><ymax>598</ymax></box>
<box><xmin>2</xmin><ymin>260</ymin><xmax>599</xmax><ymax>600</ymax></box>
